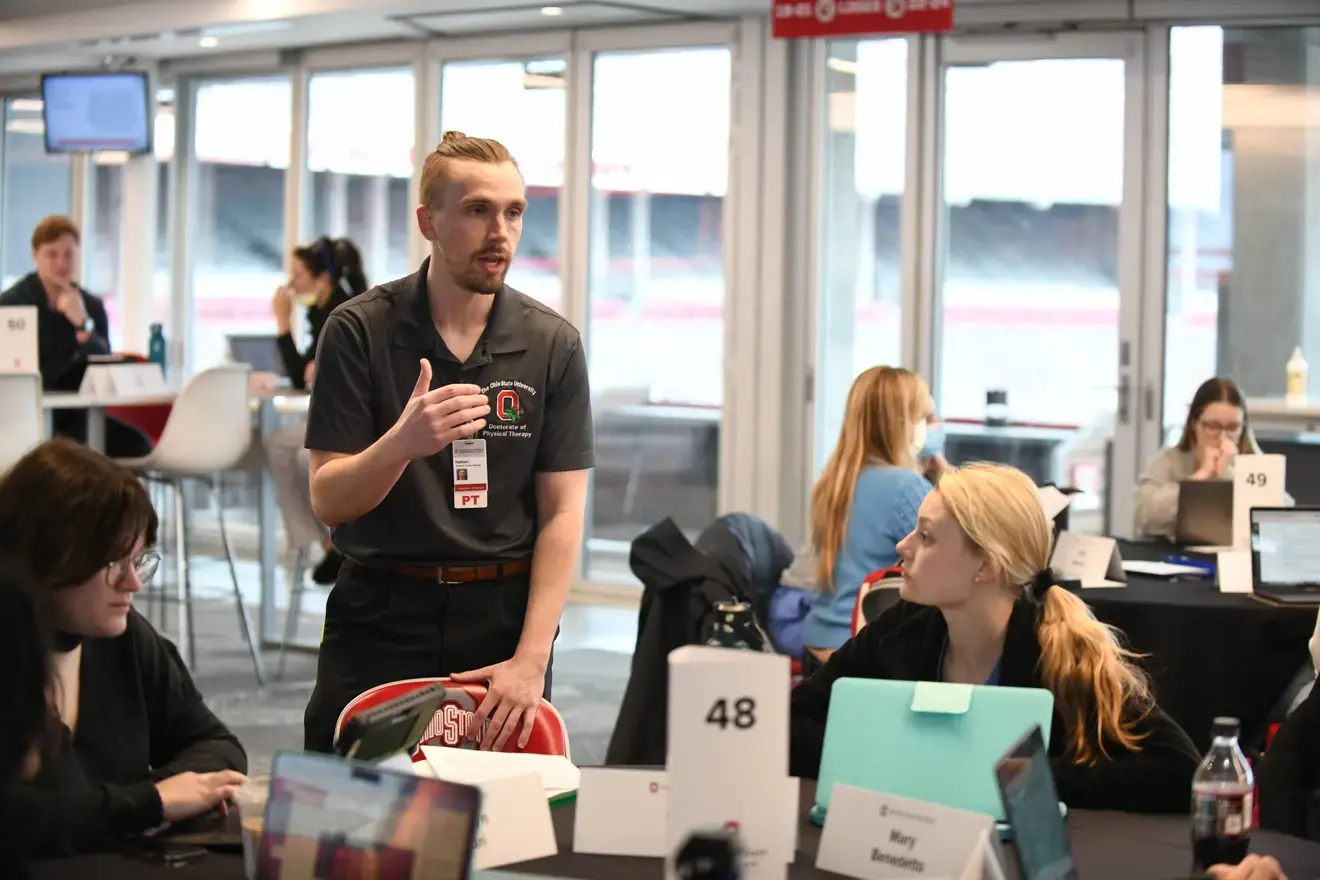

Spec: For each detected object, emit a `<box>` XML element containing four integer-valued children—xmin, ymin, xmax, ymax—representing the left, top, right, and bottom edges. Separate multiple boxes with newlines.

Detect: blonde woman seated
<box><xmin>1134</xmin><ymin>377</ymin><xmax>1259</xmax><ymax>540</ymax></box>
<box><xmin>790</xmin><ymin>463</ymin><xmax>1199</xmax><ymax>814</ymax></box>
<box><xmin>803</xmin><ymin>367</ymin><xmax>943</xmax><ymax>667</ymax></box>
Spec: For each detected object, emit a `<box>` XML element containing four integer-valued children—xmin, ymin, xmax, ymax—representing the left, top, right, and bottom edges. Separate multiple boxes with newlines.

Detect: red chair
<box><xmin>851</xmin><ymin>566</ymin><xmax>904</xmax><ymax>637</ymax></box>
<box><xmin>334</xmin><ymin>677</ymin><xmax>571</xmax><ymax>763</ymax></box>
<box><xmin>104</xmin><ymin>352</ymin><xmax>172</xmax><ymax>445</ymax></box>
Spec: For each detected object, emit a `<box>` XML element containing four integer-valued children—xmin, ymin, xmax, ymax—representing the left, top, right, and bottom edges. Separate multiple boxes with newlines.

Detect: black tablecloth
<box><xmin>1085</xmin><ymin>542</ymin><xmax>1316</xmax><ymax>752</ymax></box>
<box><xmin>31</xmin><ymin>781</ymin><xmax>1320</xmax><ymax>880</ymax></box>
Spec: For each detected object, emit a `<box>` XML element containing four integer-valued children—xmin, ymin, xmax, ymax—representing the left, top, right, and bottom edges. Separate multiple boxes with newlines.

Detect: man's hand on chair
<box><xmin>451</xmin><ymin>653</ymin><xmax>547</xmax><ymax>751</ymax></box>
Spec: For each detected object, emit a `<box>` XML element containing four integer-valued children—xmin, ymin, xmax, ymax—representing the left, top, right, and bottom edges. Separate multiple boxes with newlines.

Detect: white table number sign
<box><xmin>665</xmin><ymin>646</ymin><xmax>794</xmax><ymax>880</ymax></box>
<box><xmin>1049</xmin><ymin>531</ymin><xmax>1125</xmax><ymax>588</ymax></box>
<box><xmin>816</xmin><ymin>785</ymin><xmax>1004</xmax><ymax>880</ymax></box>
<box><xmin>1232</xmin><ymin>454</ymin><xmax>1286</xmax><ymax>549</ymax></box>
<box><xmin>469</xmin><ymin>771</ymin><xmax>558</xmax><ymax>869</ymax></box>
<box><xmin>0</xmin><ymin>305</ymin><xmax>38</xmax><ymax>373</ymax></box>
<box><xmin>573</xmin><ymin>768</ymin><xmax>668</xmax><ymax>858</ymax></box>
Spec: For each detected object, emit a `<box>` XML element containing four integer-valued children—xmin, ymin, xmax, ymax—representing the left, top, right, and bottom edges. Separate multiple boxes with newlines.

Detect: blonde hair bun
<box><xmin>440</xmin><ymin>130</ymin><xmax>467</xmax><ymax>146</ymax></box>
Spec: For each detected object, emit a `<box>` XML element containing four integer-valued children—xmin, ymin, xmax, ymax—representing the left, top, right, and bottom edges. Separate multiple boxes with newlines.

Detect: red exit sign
<box><xmin>772</xmin><ymin>0</ymin><xmax>954</xmax><ymax>39</ymax></box>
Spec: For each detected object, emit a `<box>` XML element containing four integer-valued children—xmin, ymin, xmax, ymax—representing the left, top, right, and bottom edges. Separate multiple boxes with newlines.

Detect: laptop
<box><xmin>227</xmin><ymin>334</ymin><xmax>287</xmax><ymax>378</ymax></box>
<box><xmin>258</xmin><ymin>751</ymin><xmax>481</xmax><ymax>880</ymax></box>
<box><xmin>996</xmin><ymin>725</ymin><xmax>1076</xmax><ymax>879</ymax></box>
<box><xmin>1251</xmin><ymin>507</ymin><xmax>1320</xmax><ymax>605</ymax></box>
<box><xmin>1176</xmin><ymin>480</ymin><xmax>1233</xmax><ymax>547</ymax></box>
<box><xmin>811</xmin><ymin>678</ymin><xmax>1055</xmax><ymax>825</ymax></box>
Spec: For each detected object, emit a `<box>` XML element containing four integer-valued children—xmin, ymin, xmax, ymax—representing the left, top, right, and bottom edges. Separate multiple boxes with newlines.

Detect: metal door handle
<box><xmin>1118</xmin><ymin>374</ymin><xmax>1130</xmax><ymax>425</ymax></box>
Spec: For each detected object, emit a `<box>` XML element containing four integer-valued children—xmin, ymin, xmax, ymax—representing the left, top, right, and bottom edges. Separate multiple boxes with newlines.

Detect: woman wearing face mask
<box><xmin>264</xmin><ymin>237</ymin><xmax>368</xmax><ymax>585</ymax></box>
<box><xmin>802</xmin><ymin>367</ymin><xmax>944</xmax><ymax>669</ymax></box>
<box><xmin>0</xmin><ymin>440</ymin><xmax>247</xmax><ymax>859</ymax></box>
<box><xmin>1134</xmin><ymin>377</ymin><xmax>1261</xmax><ymax>540</ymax></box>
<box><xmin>790</xmin><ymin>462</ymin><xmax>1199</xmax><ymax>813</ymax></box>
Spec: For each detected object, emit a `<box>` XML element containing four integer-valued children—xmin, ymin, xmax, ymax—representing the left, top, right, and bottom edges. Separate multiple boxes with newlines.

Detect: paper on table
<box><xmin>1120</xmin><ymin>560</ymin><xmax>1209</xmax><ymax>578</ymax></box>
<box><xmin>420</xmin><ymin>746</ymin><xmax>581</xmax><ymax>798</ymax></box>
<box><xmin>1037</xmin><ymin>485</ymin><xmax>1073</xmax><ymax>522</ymax></box>
<box><xmin>1217</xmin><ymin>549</ymin><xmax>1254</xmax><ymax>594</ymax></box>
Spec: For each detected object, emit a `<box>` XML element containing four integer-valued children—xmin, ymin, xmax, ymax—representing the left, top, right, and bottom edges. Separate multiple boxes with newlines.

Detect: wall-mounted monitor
<box><xmin>40</xmin><ymin>71</ymin><xmax>152</xmax><ymax>154</ymax></box>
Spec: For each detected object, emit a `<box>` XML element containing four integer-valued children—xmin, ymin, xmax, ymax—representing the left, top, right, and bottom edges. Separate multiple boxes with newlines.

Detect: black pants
<box><xmin>51</xmin><ymin>410</ymin><xmax>153</xmax><ymax>458</ymax></box>
<box><xmin>303</xmin><ymin>560</ymin><xmax>552</xmax><ymax>753</ymax></box>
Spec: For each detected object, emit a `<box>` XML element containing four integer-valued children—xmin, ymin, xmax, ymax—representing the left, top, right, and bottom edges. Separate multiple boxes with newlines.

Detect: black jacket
<box><xmin>1260</xmin><ymin>678</ymin><xmax>1320</xmax><ymax>838</ymax></box>
<box><xmin>0</xmin><ymin>273</ymin><xmax>110</xmax><ymax>389</ymax></box>
<box><xmin>605</xmin><ymin>517</ymin><xmax>756</xmax><ymax>766</ymax></box>
<box><xmin>789</xmin><ymin>594</ymin><xmax>1199</xmax><ymax>814</ymax></box>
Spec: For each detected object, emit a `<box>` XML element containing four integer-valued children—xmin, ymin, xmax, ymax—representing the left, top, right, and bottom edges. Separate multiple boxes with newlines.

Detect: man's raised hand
<box><xmin>388</xmin><ymin>359</ymin><xmax>490</xmax><ymax>462</ymax></box>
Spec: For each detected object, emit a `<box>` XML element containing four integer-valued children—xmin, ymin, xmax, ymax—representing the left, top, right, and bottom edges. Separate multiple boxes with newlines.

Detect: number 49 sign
<box><xmin>1233</xmin><ymin>454</ymin><xmax>1286</xmax><ymax>548</ymax></box>
<box><xmin>667</xmin><ymin>646</ymin><xmax>789</xmax><ymax>781</ymax></box>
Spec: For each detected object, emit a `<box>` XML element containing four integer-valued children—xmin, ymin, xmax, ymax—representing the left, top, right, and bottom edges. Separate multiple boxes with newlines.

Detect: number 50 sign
<box><xmin>667</xmin><ymin>646</ymin><xmax>789</xmax><ymax>780</ymax></box>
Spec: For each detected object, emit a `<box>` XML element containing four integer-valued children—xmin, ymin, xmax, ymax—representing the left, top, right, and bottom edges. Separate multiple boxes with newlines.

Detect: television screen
<box><xmin>41</xmin><ymin>71</ymin><xmax>151</xmax><ymax>154</ymax></box>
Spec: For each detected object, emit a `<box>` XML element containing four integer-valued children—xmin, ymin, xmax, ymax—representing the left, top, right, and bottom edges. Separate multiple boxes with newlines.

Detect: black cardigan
<box><xmin>276</xmin><ymin>288</ymin><xmax>352</xmax><ymax>390</ymax></box>
<box><xmin>0</xmin><ymin>272</ymin><xmax>110</xmax><ymax>389</ymax></box>
<box><xmin>789</xmin><ymin>594</ymin><xmax>1200</xmax><ymax>815</ymax></box>
<box><xmin>1259</xmin><ymin>676</ymin><xmax>1320</xmax><ymax>837</ymax></box>
<box><xmin>0</xmin><ymin>611</ymin><xmax>246</xmax><ymax>858</ymax></box>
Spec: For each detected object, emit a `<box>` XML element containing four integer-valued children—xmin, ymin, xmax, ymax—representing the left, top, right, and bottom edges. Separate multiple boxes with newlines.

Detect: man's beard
<box><xmin>449</xmin><ymin>254</ymin><xmax>509</xmax><ymax>296</ymax></box>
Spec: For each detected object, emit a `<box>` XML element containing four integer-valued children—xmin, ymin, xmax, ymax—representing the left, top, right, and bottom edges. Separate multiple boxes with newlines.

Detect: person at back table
<box><xmin>0</xmin><ymin>440</ymin><xmax>247</xmax><ymax>859</ymax></box>
<box><xmin>802</xmin><ymin>366</ymin><xmax>945</xmax><ymax>669</ymax></box>
<box><xmin>0</xmin><ymin>215</ymin><xmax>151</xmax><ymax>458</ymax></box>
<box><xmin>790</xmin><ymin>462</ymin><xmax>1199</xmax><ymax>813</ymax></box>
<box><xmin>1134</xmin><ymin>377</ymin><xmax>1260</xmax><ymax>540</ymax></box>
<box><xmin>263</xmin><ymin>236</ymin><xmax>368</xmax><ymax>586</ymax></box>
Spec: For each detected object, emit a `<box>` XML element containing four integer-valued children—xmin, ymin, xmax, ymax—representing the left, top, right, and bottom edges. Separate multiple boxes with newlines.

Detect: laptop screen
<box><xmin>1252</xmin><ymin>509</ymin><xmax>1320</xmax><ymax>587</ymax></box>
<box><xmin>258</xmin><ymin>751</ymin><xmax>480</xmax><ymax>880</ymax></box>
<box><xmin>228</xmin><ymin>334</ymin><xmax>286</xmax><ymax>377</ymax></box>
<box><xmin>996</xmin><ymin>725</ymin><xmax>1076</xmax><ymax>880</ymax></box>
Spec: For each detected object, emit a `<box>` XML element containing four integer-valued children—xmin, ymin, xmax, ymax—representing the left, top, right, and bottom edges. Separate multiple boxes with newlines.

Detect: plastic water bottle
<box><xmin>1190</xmin><ymin>717</ymin><xmax>1255</xmax><ymax>872</ymax></box>
<box><xmin>705</xmin><ymin>601</ymin><xmax>754</xmax><ymax>650</ymax></box>
<box><xmin>147</xmin><ymin>324</ymin><xmax>167</xmax><ymax>377</ymax></box>
<box><xmin>1286</xmin><ymin>346</ymin><xmax>1308</xmax><ymax>407</ymax></box>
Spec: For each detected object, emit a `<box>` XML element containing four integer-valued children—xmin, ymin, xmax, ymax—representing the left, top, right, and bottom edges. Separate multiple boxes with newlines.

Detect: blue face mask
<box><xmin>918</xmin><ymin>422</ymin><xmax>946</xmax><ymax>461</ymax></box>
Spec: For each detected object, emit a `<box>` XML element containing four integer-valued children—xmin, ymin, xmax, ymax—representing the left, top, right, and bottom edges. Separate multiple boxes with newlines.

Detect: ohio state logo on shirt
<box><xmin>480</xmin><ymin>379</ymin><xmax>537</xmax><ymax>439</ymax></box>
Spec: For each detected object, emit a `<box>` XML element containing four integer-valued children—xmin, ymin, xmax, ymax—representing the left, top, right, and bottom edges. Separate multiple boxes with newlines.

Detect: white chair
<box><xmin>115</xmin><ymin>364</ymin><xmax>266</xmax><ymax>683</ymax></box>
<box><xmin>0</xmin><ymin>372</ymin><xmax>43</xmax><ymax>474</ymax></box>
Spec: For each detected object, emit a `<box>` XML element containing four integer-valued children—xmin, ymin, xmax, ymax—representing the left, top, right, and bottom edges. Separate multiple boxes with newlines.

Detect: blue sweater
<box><xmin>802</xmin><ymin>465</ymin><xmax>932</xmax><ymax>650</ymax></box>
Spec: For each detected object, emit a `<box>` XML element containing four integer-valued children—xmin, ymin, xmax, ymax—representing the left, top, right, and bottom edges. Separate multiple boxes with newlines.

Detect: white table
<box><xmin>42</xmin><ymin>389</ymin><xmax>178</xmax><ymax>453</ymax></box>
<box><xmin>1248</xmin><ymin>398</ymin><xmax>1320</xmax><ymax>434</ymax></box>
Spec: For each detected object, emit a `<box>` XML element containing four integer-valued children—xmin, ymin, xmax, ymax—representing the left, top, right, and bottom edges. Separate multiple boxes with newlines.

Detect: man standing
<box><xmin>302</xmin><ymin>131</ymin><xmax>593</xmax><ymax>754</ymax></box>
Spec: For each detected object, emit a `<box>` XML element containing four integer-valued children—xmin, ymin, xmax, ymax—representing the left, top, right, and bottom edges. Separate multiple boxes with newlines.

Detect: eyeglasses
<box><xmin>1199</xmin><ymin>419</ymin><xmax>1244</xmax><ymax>436</ymax></box>
<box><xmin>108</xmin><ymin>549</ymin><xmax>161</xmax><ymax>585</ymax></box>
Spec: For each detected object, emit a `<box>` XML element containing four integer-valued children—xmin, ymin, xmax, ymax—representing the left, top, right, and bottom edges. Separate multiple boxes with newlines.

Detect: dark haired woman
<box><xmin>266</xmin><ymin>236</ymin><xmax>369</xmax><ymax>585</ymax></box>
<box><xmin>0</xmin><ymin>439</ymin><xmax>246</xmax><ymax>859</ymax></box>
<box><xmin>1134</xmin><ymin>377</ymin><xmax>1270</xmax><ymax>540</ymax></box>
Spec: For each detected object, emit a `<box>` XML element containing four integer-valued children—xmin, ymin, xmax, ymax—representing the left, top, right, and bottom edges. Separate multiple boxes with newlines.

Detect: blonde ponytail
<box><xmin>1037</xmin><ymin>583</ymin><xmax>1154</xmax><ymax>763</ymax></box>
<box><xmin>938</xmin><ymin>463</ymin><xmax>1156</xmax><ymax>765</ymax></box>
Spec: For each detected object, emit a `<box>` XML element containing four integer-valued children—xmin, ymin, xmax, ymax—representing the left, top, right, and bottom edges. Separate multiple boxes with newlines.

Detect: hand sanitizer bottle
<box><xmin>1287</xmin><ymin>347</ymin><xmax>1308</xmax><ymax>407</ymax></box>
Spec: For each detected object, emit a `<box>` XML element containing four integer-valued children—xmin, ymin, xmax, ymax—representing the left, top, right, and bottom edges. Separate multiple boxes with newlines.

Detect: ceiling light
<box><xmin>541</xmin><ymin>6</ymin><xmax>564</xmax><ymax>15</ymax></box>
<box><xmin>199</xmin><ymin>36</ymin><xmax>219</xmax><ymax>48</ymax></box>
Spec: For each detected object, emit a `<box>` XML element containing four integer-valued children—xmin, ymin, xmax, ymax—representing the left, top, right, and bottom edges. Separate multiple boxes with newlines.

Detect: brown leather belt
<box><xmin>373</xmin><ymin>557</ymin><xmax>531</xmax><ymax>584</ymax></box>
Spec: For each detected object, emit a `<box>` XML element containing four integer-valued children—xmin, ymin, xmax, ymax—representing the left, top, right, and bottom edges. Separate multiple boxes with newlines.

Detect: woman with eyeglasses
<box><xmin>1134</xmin><ymin>377</ymin><xmax>1261</xmax><ymax>540</ymax></box>
<box><xmin>0</xmin><ymin>439</ymin><xmax>246</xmax><ymax>859</ymax></box>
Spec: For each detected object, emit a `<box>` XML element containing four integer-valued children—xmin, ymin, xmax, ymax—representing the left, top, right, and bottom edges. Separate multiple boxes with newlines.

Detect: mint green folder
<box><xmin>815</xmin><ymin>678</ymin><xmax>1055</xmax><ymax>820</ymax></box>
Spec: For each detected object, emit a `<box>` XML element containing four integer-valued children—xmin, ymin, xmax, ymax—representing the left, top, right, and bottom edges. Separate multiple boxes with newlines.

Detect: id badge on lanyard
<box><xmin>452</xmin><ymin>439</ymin><xmax>488</xmax><ymax>509</ymax></box>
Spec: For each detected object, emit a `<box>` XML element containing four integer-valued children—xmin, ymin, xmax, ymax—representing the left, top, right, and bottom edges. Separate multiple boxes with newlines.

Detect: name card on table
<box><xmin>817</xmin><ymin>785</ymin><xmax>1005</xmax><ymax>880</ymax></box>
<box><xmin>1049</xmin><ymin>531</ymin><xmax>1125</xmax><ymax>588</ymax></box>
<box><xmin>665</xmin><ymin>775</ymin><xmax>799</xmax><ymax>880</ymax></box>
<box><xmin>1217</xmin><ymin>549</ymin><xmax>1254</xmax><ymax>594</ymax></box>
<box><xmin>1233</xmin><ymin>454</ymin><xmax>1287</xmax><ymax>549</ymax></box>
<box><xmin>80</xmin><ymin>362</ymin><xmax>168</xmax><ymax>398</ymax></box>
<box><xmin>0</xmin><ymin>305</ymin><xmax>38</xmax><ymax>372</ymax></box>
<box><xmin>574</xmin><ymin>767</ymin><xmax>668</xmax><ymax>857</ymax></box>
<box><xmin>470</xmin><ymin>772</ymin><xmax>558</xmax><ymax>870</ymax></box>
<box><xmin>666</xmin><ymin>646</ymin><xmax>794</xmax><ymax>880</ymax></box>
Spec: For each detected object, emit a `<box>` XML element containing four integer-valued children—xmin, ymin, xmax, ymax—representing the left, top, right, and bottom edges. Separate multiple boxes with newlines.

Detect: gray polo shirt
<box><xmin>304</xmin><ymin>259</ymin><xmax>595</xmax><ymax>565</ymax></box>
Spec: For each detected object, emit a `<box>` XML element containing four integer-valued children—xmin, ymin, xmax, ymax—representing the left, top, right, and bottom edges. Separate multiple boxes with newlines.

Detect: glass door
<box><xmin>925</xmin><ymin>34</ymin><xmax>1146</xmax><ymax>535</ymax></box>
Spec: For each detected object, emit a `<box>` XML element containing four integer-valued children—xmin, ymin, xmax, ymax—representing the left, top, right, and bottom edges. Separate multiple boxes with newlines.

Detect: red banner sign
<box><xmin>771</xmin><ymin>0</ymin><xmax>954</xmax><ymax>39</ymax></box>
